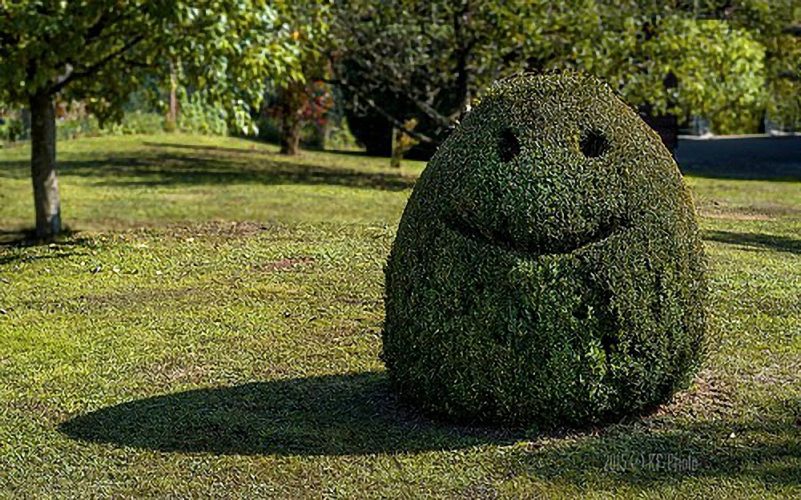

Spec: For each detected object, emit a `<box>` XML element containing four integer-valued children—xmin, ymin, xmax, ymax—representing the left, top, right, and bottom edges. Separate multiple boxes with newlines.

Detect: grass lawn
<box><xmin>1</xmin><ymin>134</ymin><xmax>799</xmax><ymax>497</ymax></box>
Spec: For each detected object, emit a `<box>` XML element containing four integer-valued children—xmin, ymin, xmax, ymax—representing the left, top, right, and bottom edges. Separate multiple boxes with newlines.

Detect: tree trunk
<box><xmin>166</xmin><ymin>60</ymin><xmax>179</xmax><ymax>131</ymax></box>
<box><xmin>29</xmin><ymin>91</ymin><xmax>61</xmax><ymax>239</ymax></box>
<box><xmin>278</xmin><ymin>82</ymin><xmax>305</xmax><ymax>156</ymax></box>
<box><xmin>452</xmin><ymin>1</ymin><xmax>473</xmax><ymax>120</ymax></box>
<box><xmin>390</xmin><ymin>127</ymin><xmax>403</xmax><ymax>168</ymax></box>
<box><xmin>280</xmin><ymin>114</ymin><xmax>302</xmax><ymax>155</ymax></box>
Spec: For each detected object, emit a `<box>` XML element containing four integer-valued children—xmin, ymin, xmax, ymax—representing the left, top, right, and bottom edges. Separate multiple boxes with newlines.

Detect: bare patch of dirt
<box><xmin>698</xmin><ymin>201</ymin><xmax>801</xmax><ymax>221</ymax></box>
<box><xmin>700</xmin><ymin>209</ymin><xmax>773</xmax><ymax>221</ymax></box>
<box><xmin>751</xmin><ymin>357</ymin><xmax>801</xmax><ymax>386</ymax></box>
<box><xmin>164</xmin><ymin>221</ymin><xmax>275</xmax><ymax>239</ymax></box>
<box><xmin>653</xmin><ymin>369</ymin><xmax>735</xmax><ymax>420</ymax></box>
<box><xmin>70</xmin><ymin>286</ymin><xmax>216</xmax><ymax>312</ymax></box>
<box><xmin>147</xmin><ymin>357</ymin><xmax>210</xmax><ymax>386</ymax></box>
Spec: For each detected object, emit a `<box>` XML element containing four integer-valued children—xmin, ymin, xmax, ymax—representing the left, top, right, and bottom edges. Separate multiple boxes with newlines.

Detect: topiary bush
<box><xmin>383</xmin><ymin>72</ymin><xmax>707</xmax><ymax>427</ymax></box>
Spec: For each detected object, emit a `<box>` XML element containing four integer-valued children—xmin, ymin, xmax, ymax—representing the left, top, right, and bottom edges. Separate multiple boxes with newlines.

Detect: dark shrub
<box><xmin>383</xmin><ymin>72</ymin><xmax>707</xmax><ymax>427</ymax></box>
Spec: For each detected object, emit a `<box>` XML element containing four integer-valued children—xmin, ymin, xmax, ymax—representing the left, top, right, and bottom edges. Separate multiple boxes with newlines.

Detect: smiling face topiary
<box><xmin>382</xmin><ymin>73</ymin><xmax>706</xmax><ymax>427</ymax></box>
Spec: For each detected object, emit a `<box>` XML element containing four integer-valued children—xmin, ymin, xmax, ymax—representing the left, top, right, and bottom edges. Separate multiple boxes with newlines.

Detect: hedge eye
<box><xmin>498</xmin><ymin>128</ymin><xmax>521</xmax><ymax>162</ymax></box>
<box><xmin>580</xmin><ymin>129</ymin><xmax>609</xmax><ymax>158</ymax></box>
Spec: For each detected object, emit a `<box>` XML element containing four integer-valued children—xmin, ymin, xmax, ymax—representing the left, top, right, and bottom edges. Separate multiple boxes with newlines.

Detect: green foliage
<box><xmin>56</xmin><ymin>112</ymin><xmax>165</xmax><ymax>140</ymax></box>
<box><xmin>575</xmin><ymin>13</ymin><xmax>766</xmax><ymax>134</ymax></box>
<box><xmin>703</xmin><ymin>0</ymin><xmax>801</xmax><ymax>129</ymax></box>
<box><xmin>176</xmin><ymin>92</ymin><xmax>229</xmax><ymax>136</ymax></box>
<box><xmin>0</xmin><ymin>115</ymin><xmax>26</xmax><ymax>143</ymax></box>
<box><xmin>332</xmin><ymin>0</ymin><xmax>599</xmax><ymax>155</ymax></box>
<box><xmin>383</xmin><ymin>74</ymin><xmax>707</xmax><ymax>426</ymax></box>
<box><xmin>0</xmin><ymin>0</ymin><xmax>304</xmax><ymax>132</ymax></box>
<box><xmin>746</xmin><ymin>1</ymin><xmax>801</xmax><ymax>130</ymax></box>
<box><xmin>3</xmin><ymin>91</ymin><xmax>229</xmax><ymax>142</ymax></box>
<box><xmin>334</xmin><ymin>0</ymin><xmax>794</xmax><ymax>142</ymax></box>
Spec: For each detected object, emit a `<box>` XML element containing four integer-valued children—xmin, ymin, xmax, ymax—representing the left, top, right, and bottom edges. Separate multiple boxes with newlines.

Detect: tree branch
<box><xmin>84</xmin><ymin>11</ymin><xmax>111</xmax><ymax>43</ymax></box>
<box><xmin>327</xmin><ymin>77</ymin><xmax>435</xmax><ymax>143</ymax></box>
<box><xmin>49</xmin><ymin>35</ymin><xmax>145</xmax><ymax>94</ymax></box>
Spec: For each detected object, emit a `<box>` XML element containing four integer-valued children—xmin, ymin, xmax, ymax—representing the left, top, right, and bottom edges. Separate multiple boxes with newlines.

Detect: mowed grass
<box><xmin>1</xmin><ymin>134</ymin><xmax>799</xmax><ymax>497</ymax></box>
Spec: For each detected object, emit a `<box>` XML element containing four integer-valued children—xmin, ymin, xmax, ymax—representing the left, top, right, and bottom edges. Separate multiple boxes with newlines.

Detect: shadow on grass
<box><xmin>59</xmin><ymin>372</ymin><xmax>521</xmax><ymax>456</ymax></box>
<box><xmin>0</xmin><ymin>228</ymin><xmax>94</xmax><ymax>262</ymax></box>
<box><xmin>705</xmin><ymin>230</ymin><xmax>801</xmax><ymax>255</ymax></box>
<box><xmin>60</xmin><ymin>372</ymin><xmax>801</xmax><ymax>487</ymax></box>
<box><xmin>144</xmin><ymin>141</ymin><xmax>379</xmax><ymax>159</ymax></box>
<box><xmin>0</xmin><ymin>146</ymin><xmax>414</xmax><ymax>191</ymax></box>
<box><xmin>0</xmin><ymin>227</ymin><xmax>82</xmax><ymax>246</ymax></box>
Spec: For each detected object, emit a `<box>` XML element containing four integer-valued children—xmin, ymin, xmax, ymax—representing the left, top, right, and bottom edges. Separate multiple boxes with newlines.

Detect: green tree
<box><xmin>732</xmin><ymin>0</ymin><xmax>801</xmax><ymax>130</ymax></box>
<box><xmin>775</xmin><ymin>18</ymin><xmax>801</xmax><ymax>129</ymax></box>
<box><xmin>685</xmin><ymin>1</ymin><xmax>801</xmax><ymax>130</ymax></box>
<box><xmin>574</xmin><ymin>3</ymin><xmax>766</xmax><ymax>145</ymax></box>
<box><xmin>0</xmin><ymin>1</ymin><xmax>301</xmax><ymax>239</ymax></box>
<box><xmin>330</xmin><ymin>0</ymin><xmax>599</xmax><ymax>156</ymax></box>
<box><xmin>332</xmin><ymin>0</ymin><xmax>785</xmax><ymax>155</ymax></box>
<box><xmin>272</xmin><ymin>1</ymin><xmax>331</xmax><ymax>156</ymax></box>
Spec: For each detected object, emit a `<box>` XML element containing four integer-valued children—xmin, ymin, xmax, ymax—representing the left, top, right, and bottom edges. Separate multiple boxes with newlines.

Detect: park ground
<box><xmin>0</xmin><ymin>134</ymin><xmax>799</xmax><ymax>497</ymax></box>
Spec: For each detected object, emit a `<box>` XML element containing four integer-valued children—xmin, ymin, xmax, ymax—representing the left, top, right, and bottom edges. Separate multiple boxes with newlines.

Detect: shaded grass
<box><xmin>59</xmin><ymin>372</ymin><xmax>523</xmax><ymax>456</ymax></box>
<box><xmin>1</xmin><ymin>134</ymin><xmax>800</xmax><ymax>497</ymax></box>
<box><xmin>0</xmin><ymin>134</ymin><xmax>423</xmax><ymax>232</ymax></box>
<box><xmin>704</xmin><ymin>230</ymin><xmax>801</xmax><ymax>255</ymax></box>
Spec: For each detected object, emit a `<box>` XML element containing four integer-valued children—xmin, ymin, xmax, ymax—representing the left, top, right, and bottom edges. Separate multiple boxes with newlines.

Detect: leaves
<box><xmin>573</xmin><ymin>10</ymin><xmax>767</xmax><ymax>132</ymax></box>
<box><xmin>0</xmin><ymin>0</ymin><xmax>314</xmax><ymax>130</ymax></box>
<box><xmin>331</xmin><ymin>0</ymin><xmax>600</xmax><ymax>149</ymax></box>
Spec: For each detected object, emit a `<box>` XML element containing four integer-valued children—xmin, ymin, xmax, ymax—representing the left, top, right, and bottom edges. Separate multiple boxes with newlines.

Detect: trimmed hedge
<box><xmin>383</xmin><ymin>72</ymin><xmax>707</xmax><ymax>427</ymax></box>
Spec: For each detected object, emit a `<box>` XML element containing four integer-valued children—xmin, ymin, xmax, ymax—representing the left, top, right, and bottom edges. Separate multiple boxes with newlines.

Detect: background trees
<box><xmin>741</xmin><ymin>0</ymin><xmax>801</xmax><ymax>130</ymax></box>
<box><xmin>327</xmin><ymin>0</ymin><xmax>799</xmax><ymax>157</ymax></box>
<box><xmin>0</xmin><ymin>0</ymin><xmax>302</xmax><ymax>238</ymax></box>
<box><xmin>267</xmin><ymin>1</ymin><xmax>331</xmax><ymax>156</ymax></box>
<box><xmin>329</xmin><ymin>0</ymin><xmax>598</xmax><ymax>157</ymax></box>
<box><xmin>575</xmin><ymin>3</ymin><xmax>767</xmax><ymax>147</ymax></box>
<box><xmin>2</xmin><ymin>0</ymin><xmax>800</xmax><ymax>237</ymax></box>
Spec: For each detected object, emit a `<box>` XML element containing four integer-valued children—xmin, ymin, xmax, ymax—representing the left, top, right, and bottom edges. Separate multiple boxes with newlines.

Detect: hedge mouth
<box><xmin>443</xmin><ymin>214</ymin><xmax>626</xmax><ymax>257</ymax></box>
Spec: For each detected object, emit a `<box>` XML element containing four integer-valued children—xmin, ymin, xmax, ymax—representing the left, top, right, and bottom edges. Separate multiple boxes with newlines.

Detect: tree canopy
<box><xmin>332</xmin><ymin>0</ymin><xmax>798</xmax><ymax>154</ymax></box>
<box><xmin>330</xmin><ymin>0</ymin><xmax>598</xmax><ymax>156</ymax></box>
<box><xmin>575</xmin><ymin>12</ymin><xmax>767</xmax><ymax>134</ymax></box>
<box><xmin>0</xmin><ymin>0</ymin><xmax>302</xmax><ymax>132</ymax></box>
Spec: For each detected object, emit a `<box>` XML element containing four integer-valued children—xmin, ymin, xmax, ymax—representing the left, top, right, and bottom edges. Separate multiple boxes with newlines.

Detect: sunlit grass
<box><xmin>1</xmin><ymin>134</ymin><xmax>799</xmax><ymax>497</ymax></box>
